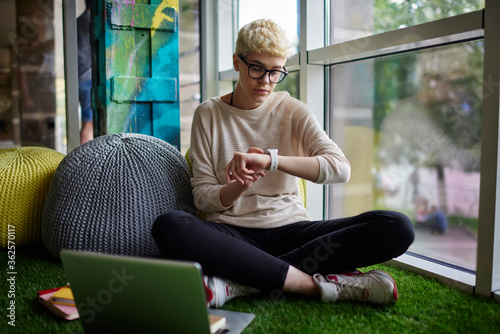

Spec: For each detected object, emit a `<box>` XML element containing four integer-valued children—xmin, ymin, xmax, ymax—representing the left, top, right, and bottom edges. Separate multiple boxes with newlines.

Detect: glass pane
<box><xmin>275</xmin><ymin>70</ymin><xmax>299</xmax><ymax>99</ymax></box>
<box><xmin>0</xmin><ymin>0</ymin><xmax>67</xmax><ymax>153</ymax></box>
<box><xmin>330</xmin><ymin>0</ymin><xmax>485</xmax><ymax>45</ymax></box>
<box><xmin>329</xmin><ymin>40</ymin><xmax>483</xmax><ymax>271</ymax></box>
<box><xmin>238</xmin><ymin>0</ymin><xmax>299</xmax><ymax>54</ymax></box>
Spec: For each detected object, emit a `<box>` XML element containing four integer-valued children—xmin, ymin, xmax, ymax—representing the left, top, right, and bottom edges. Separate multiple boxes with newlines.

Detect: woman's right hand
<box><xmin>225</xmin><ymin>147</ymin><xmax>269</xmax><ymax>186</ymax></box>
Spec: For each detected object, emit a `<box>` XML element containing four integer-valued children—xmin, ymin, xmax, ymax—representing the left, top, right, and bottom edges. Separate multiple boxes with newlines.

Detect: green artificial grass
<box><xmin>1</xmin><ymin>244</ymin><xmax>499</xmax><ymax>333</ymax></box>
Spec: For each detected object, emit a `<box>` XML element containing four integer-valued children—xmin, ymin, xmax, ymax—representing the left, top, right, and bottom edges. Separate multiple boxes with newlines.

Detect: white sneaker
<box><xmin>323</xmin><ymin>270</ymin><xmax>363</xmax><ymax>283</ymax></box>
<box><xmin>204</xmin><ymin>276</ymin><xmax>260</xmax><ymax>308</ymax></box>
<box><xmin>313</xmin><ymin>270</ymin><xmax>398</xmax><ymax>305</ymax></box>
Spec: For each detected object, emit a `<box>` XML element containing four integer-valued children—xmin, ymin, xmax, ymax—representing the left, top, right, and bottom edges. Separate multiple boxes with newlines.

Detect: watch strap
<box><xmin>265</xmin><ymin>149</ymin><xmax>278</xmax><ymax>171</ymax></box>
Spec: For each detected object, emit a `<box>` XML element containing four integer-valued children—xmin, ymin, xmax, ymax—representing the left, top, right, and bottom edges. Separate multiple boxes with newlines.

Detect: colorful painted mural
<box><xmin>93</xmin><ymin>0</ymin><xmax>180</xmax><ymax>148</ymax></box>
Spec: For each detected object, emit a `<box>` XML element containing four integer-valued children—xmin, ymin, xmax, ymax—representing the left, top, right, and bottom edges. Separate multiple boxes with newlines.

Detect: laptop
<box><xmin>60</xmin><ymin>250</ymin><xmax>255</xmax><ymax>334</ymax></box>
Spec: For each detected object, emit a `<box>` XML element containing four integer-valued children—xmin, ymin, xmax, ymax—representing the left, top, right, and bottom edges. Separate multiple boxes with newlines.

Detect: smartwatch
<box><xmin>265</xmin><ymin>149</ymin><xmax>279</xmax><ymax>171</ymax></box>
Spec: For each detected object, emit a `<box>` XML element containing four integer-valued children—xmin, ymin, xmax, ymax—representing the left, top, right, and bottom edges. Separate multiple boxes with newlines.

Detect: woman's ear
<box><xmin>233</xmin><ymin>53</ymin><xmax>240</xmax><ymax>72</ymax></box>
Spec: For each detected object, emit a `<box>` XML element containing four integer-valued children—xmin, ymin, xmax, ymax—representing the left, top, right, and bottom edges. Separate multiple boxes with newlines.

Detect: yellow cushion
<box><xmin>184</xmin><ymin>148</ymin><xmax>306</xmax><ymax>208</ymax></box>
<box><xmin>298</xmin><ymin>177</ymin><xmax>307</xmax><ymax>206</ymax></box>
<box><xmin>0</xmin><ymin>147</ymin><xmax>65</xmax><ymax>248</ymax></box>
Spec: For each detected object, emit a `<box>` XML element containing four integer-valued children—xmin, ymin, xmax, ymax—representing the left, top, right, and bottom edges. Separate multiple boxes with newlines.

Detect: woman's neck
<box><xmin>226</xmin><ymin>85</ymin><xmax>268</xmax><ymax>110</ymax></box>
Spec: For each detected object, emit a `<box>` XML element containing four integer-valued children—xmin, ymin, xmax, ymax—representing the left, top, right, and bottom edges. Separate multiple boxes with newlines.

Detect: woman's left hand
<box><xmin>225</xmin><ymin>147</ymin><xmax>269</xmax><ymax>186</ymax></box>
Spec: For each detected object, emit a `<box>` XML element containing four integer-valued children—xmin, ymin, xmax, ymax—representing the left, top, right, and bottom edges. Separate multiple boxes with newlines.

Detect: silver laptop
<box><xmin>60</xmin><ymin>250</ymin><xmax>255</xmax><ymax>334</ymax></box>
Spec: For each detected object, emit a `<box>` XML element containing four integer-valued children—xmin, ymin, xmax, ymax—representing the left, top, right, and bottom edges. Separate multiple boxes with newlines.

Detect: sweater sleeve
<box><xmin>189</xmin><ymin>102</ymin><xmax>229</xmax><ymax>213</ymax></box>
<box><xmin>293</xmin><ymin>101</ymin><xmax>351</xmax><ymax>184</ymax></box>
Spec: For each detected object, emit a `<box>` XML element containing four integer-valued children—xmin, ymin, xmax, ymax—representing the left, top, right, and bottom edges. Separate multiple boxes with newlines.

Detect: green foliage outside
<box><xmin>374</xmin><ymin>0</ymin><xmax>485</xmax><ymax>34</ymax></box>
<box><xmin>448</xmin><ymin>215</ymin><xmax>479</xmax><ymax>233</ymax></box>
<box><xmin>275</xmin><ymin>71</ymin><xmax>300</xmax><ymax>99</ymax></box>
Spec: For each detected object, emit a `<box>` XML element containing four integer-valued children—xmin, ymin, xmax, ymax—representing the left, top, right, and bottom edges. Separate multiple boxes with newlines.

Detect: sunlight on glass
<box><xmin>330</xmin><ymin>0</ymin><xmax>485</xmax><ymax>44</ymax></box>
<box><xmin>239</xmin><ymin>0</ymin><xmax>299</xmax><ymax>52</ymax></box>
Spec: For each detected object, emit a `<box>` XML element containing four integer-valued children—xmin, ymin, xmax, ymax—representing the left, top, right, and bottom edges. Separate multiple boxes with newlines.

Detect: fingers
<box><xmin>225</xmin><ymin>152</ymin><xmax>255</xmax><ymax>185</ymax></box>
<box><xmin>224</xmin><ymin>150</ymin><xmax>268</xmax><ymax>186</ymax></box>
<box><xmin>239</xmin><ymin>169</ymin><xmax>265</xmax><ymax>189</ymax></box>
<box><xmin>247</xmin><ymin>147</ymin><xmax>264</xmax><ymax>154</ymax></box>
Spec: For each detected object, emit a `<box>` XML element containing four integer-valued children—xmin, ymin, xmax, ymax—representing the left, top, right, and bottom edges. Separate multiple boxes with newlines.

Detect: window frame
<box><xmin>476</xmin><ymin>0</ymin><xmax>500</xmax><ymax>297</ymax></box>
<box><xmin>62</xmin><ymin>0</ymin><xmax>80</xmax><ymax>152</ymax></box>
<box><xmin>323</xmin><ymin>9</ymin><xmax>485</xmax><ymax>294</ymax></box>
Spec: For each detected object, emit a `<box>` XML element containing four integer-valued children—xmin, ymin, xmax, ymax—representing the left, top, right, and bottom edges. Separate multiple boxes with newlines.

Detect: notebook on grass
<box><xmin>60</xmin><ymin>250</ymin><xmax>255</xmax><ymax>334</ymax></box>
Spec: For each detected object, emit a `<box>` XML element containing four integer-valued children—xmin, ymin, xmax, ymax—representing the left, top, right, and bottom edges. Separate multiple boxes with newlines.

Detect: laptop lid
<box><xmin>60</xmin><ymin>250</ymin><xmax>215</xmax><ymax>334</ymax></box>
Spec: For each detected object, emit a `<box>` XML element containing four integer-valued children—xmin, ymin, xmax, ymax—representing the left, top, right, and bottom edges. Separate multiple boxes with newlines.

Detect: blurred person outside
<box><xmin>414</xmin><ymin>198</ymin><xmax>448</xmax><ymax>234</ymax></box>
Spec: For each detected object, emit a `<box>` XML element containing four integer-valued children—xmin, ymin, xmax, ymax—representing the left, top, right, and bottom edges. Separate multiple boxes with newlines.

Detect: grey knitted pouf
<box><xmin>42</xmin><ymin>133</ymin><xmax>194</xmax><ymax>258</ymax></box>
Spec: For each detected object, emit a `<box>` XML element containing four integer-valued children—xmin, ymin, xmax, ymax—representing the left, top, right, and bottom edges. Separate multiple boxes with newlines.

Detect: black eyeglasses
<box><xmin>238</xmin><ymin>54</ymin><xmax>288</xmax><ymax>83</ymax></box>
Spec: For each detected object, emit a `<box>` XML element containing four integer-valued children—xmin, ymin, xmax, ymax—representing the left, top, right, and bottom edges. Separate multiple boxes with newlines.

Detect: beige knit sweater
<box><xmin>189</xmin><ymin>91</ymin><xmax>351</xmax><ymax>228</ymax></box>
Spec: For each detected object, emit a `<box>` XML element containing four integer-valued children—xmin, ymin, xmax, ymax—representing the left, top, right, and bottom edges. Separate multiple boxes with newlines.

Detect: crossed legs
<box><xmin>152</xmin><ymin>210</ymin><xmax>414</xmax><ymax>297</ymax></box>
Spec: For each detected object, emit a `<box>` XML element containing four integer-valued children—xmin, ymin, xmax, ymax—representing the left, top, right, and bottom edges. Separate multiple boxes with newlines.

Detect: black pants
<box><xmin>152</xmin><ymin>210</ymin><xmax>414</xmax><ymax>291</ymax></box>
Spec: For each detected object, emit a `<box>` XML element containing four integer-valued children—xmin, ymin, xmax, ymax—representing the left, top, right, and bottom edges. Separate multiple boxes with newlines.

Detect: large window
<box><xmin>323</xmin><ymin>0</ymin><xmax>495</xmax><ymax>293</ymax></box>
<box><xmin>329</xmin><ymin>40</ymin><xmax>483</xmax><ymax>272</ymax></box>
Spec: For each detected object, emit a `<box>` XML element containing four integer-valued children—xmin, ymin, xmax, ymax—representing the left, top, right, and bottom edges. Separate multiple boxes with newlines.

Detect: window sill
<box><xmin>388</xmin><ymin>253</ymin><xmax>476</xmax><ymax>295</ymax></box>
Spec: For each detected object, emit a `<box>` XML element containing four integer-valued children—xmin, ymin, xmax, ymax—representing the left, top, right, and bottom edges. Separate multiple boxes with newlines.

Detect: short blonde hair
<box><xmin>235</xmin><ymin>19</ymin><xmax>293</xmax><ymax>59</ymax></box>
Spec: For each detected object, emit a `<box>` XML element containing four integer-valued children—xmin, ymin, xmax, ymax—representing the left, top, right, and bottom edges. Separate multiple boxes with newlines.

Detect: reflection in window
<box><xmin>329</xmin><ymin>40</ymin><xmax>483</xmax><ymax>271</ymax></box>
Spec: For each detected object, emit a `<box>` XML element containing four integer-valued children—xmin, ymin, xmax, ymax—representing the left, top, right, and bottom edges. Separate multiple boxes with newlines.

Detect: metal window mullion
<box><xmin>476</xmin><ymin>0</ymin><xmax>500</xmax><ymax>298</ymax></box>
<box><xmin>200</xmin><ymin>0</ymin><xmax>218</xmax><ymax>101</ymax></box>
<box><xmin>323</xmin><ymin>65</ymin><xmax>331</xmax><ymax>220</ymax></box>
<box><xmin>308</xmin><ymin>10</ymin><xmax>484</xmax><ymax>66</ymax></box>
<box><xmin>300</xmin><ymin>0</ymin><xmax>325</xmax><ymax>220</ymax></box>
<box><xmin>323</xmin><ymin>0</ymin><xmax>331</xmax><ymax>220</ymax></box>
<box><xmin>62</xmin><ymin>0</ymin><xmax>79</xmax><ymax>152</ymax></box>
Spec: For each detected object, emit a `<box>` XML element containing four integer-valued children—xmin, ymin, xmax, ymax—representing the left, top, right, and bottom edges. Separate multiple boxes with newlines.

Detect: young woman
<box><xmin>153</xmin><ymin>19</ymin><xmax>414</xmax><ymax>307</ymax></box>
